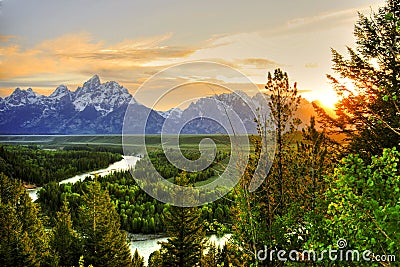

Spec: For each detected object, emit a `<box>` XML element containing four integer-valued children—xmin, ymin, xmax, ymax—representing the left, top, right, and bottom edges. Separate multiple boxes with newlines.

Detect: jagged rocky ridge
<box><xmin>0</xmin><ymin>75</ymin><xmax>315</xmax><ymax>134</ymax></box>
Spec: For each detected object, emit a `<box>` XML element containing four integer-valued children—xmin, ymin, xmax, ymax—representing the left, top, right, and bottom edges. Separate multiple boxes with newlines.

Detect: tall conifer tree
<box><xmin>51</xmin><ymin>200</ymin><xmax>82</xmax><ymax>266</ymax></box>
<box><xmin>132</xmin><ymin>248</ymin><xmax>145</xmax><ymax>267</ymax></box>
<box><xmin>265</xmin><ymin>69</ymin><xmax>301</xmax><ymax>214</ymax></box>
<box><xmin>316</xmin><ymin>0</ymin><xmax>400</xmax><ymax>157</ymax></box>
<box><xmin>0</xmin><ymin>173</ymin><xmax>54</xmax><ymax>266</ymax></box>
<box><xmin>159</xmin><ymin>173</ymin><xmax>205</xmax><ymax>267</ymax></box>
<box><xmin>78</xmin><ymin>181</ymin><xmax>132</xmax><ymax>267</ymax></box>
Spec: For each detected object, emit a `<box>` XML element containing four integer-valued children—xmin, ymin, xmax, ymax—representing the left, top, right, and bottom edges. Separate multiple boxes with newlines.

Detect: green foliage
<box><xmin>98</xmin><ymin>171</ymin><xmax>166</xmax><ymax>234</ymax></box>
<box><xmin>217</xmin><ymin>243</ymin><xmax>245</xmax><ymax>267</ymax></box>
<box><xmin>132</xmin><ymin>248</ymin><xmax>145</xmax><ymax>267</ymax></box>
<box><xmin>78</xmin><ymin>256</ymin><xmax>93</xmax><ymax>267</ymax></box>
<box><xmin>230</xmin><ymin>135</ymin><xmax>267</xmax><ymax>266</ymax></box>
<box><xmin>0</xmin><ymin>173</ymin><xmax>55</xmax><ymax>266</ymax></box>
<box><xmin>265</xmin><ymin>68</ymin><xmax>301</xmax><ymax>214</ymax></box>
<box><xmin>37</xmin><ymin>170</ymin><xmax>166</xmax><ymax>234</ymax></box>
<box><xmin>266</xmin><ymin>68</ymin><xmax>302</xmax><ymax>134</ymax></box>
<box><xmin>307</xmin><ymin>148</ymin><xmax>400</xmax><ymax>265</ymax></box>
<box><xmin>229</xmin><ymin>69</ymin><xmax>304</xmax><ymax>266</ymax></box>
<box><xmin>50</xmin><ymin>200</ymin><xmax>82</xmax><ymax>267</ymax></box>
<box><xmin>201</xmin><ymin>242</ymin><xmax>227</xmax><ymax>267</ymax></box>
<box><xmin>0</xmin><ymin>145</ymin><xmax>122</xmax><ymax>185</ymax></box>
<box><xmin>2</xmin><ymin>143</ymin><xmax>232</xmax><ymax>265</ymax></box>
<box><xmin>231</xmin><ymin>114</ymin><xmax>335</xmax><ymax>266</ymax></box>
<box><xmin>78</xmin><ymin>181</ymin><xmax>132</xmax><ymax>267</ymax></box>
<box><xmin>37</xmin><ymin>153</ymin><xmax>233</xmax><ymax>235</ymax></box>
<box><xmin>134</xmin><ymin>149</ymin><xmax>229</xmax><ymax>185</ymax></box>
<box><xmin>159</xmin><ymin>173</ymin><xmax>205</xmax><ymax>267</ymax></box>
<box><xmin>148</xmin><ymin>250</ymin><xmax>164</xmax><ymax>267</ymax></box>
<box><xmin>318</xmin><ymin>0</ymin><xmax>400</xmax><ymax>157</ymax></box>
<box><xmin>281</xmin><ymin>116</ymin><xmax>338</xmax><ymax>215</ymax></box>
<box><xmin>38</xmin><ymin>181</ymin><xmax>69</xmax><ymax>223</ymax></box>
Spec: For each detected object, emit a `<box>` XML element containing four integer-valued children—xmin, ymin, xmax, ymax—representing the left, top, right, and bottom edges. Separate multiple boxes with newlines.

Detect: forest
<box><xmin>0</xmin><ymin>145</ymin><xmax>122</xmax><ymax>185</ymax></box>
<box><xmin>1</xmin><ymin>1</ymin><xmax>400</xmax><ymax>266</ymax></box>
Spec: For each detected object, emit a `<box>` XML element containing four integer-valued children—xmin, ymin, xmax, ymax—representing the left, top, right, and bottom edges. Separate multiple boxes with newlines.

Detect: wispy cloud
<box><xmin>305</xmin><ymin>63</ymin><xmax>319</xmax><ymax>69</ymax></box>
<box><xmin>286</xmin><ymin>8</ymin><xmax>358</xmax><ymax>28</ymax></box>
<box><xmin>0</xmin><ymin>32</ymin><xmax>197</xmax><ymax>90</ymax></box>
<box><xmin>0</xmin><ymin>2</ymin><xmax>385</xmax><ymax>105</ymax></box>
<box><xmin>285</xmin><ymin>3</ymin><xmax>383</xmax><ymax>30</ymax></box>
<box><xmin>235</xmin><ymin>58</ymin><xmax>280</xmax><ymax>69</ymax></box>
<box><xmin>0</xmin><ymin>35</ymin><xmax>16</xmax><ymax>42</ymax></box>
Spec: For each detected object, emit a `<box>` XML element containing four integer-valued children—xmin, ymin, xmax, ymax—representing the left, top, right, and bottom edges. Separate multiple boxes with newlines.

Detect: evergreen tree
<box><xmin>0</xmin><ymin>173</ymin><xmax>55</xmax><ymax>266</ymax></box>
<box><xmin>0</xmin><ymin>202</ymin><xmax>36</xmax><ymax>266</ymax></box>
<box><xmin>231</xmin><ymin>73</ymin><xmax>326</xmax><ymax>266</ymax></box>
<box><xmin>132</xmin><ymin>248</ymin><xmax>145</xmax><ymax>267</ymax></box>
<box><xmin>78</xmin><ymin>181</ymin><xmax>132</xmax><ymax>267</ymax></box>
<box><xmin>231</xmin><ymin>135</ymin><xmax>266</xmax><ymax>265</ymax></box>
<box><xmin>256</xmin><ymin>117</ymin><xmax>337</xmax><ymax>261</ymax></box>
<box><xmin>50</xmin><ymin>200</ymin><xmax>82</xmax><ymax>267</ymax></box>
<box><xmin>316</xmin><ymin>0</ymin><xmax>400</xmax><ymax>157</ymax></box>
<box><xmin>265</xmin><ymin>68</ymin><xmax>301</xmax><ymax>214</ymax></box>
<box><xmin>217</xmin><ymin>243</ymin><xmax>244</xmax><ymax>267</ymax></box>
<box><xmin>231</xmin><ymin>69</ymin><xmax>300</xmax><ymax>264</ymax></box>
<box><xmin>148</xmin><ymin>250</ymin><xmax>163</xmax><ymax>267</ymax></box>
<box><xmin>290</xmin><ymin>117</ymin><xmax>336</xmax><ymax>211</ymax></box>
<box><xmin>37</xmin><ymin>181</ymin><xmax>64</xmax><ymax>224</ymax></box>
<box><xmin>201</xmin><ymin>242</ymin><xmax>221</xmax><ymax>267</ymax></box>
<box><xmin>159</xmin><ymin>173</ymin><xmax>205</xmax><ymax>267</ymax></box>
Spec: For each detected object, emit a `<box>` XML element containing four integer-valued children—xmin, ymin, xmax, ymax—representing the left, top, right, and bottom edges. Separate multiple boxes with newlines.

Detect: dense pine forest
<box><xmin>1</xmin><ymin>1</ymin><xmax>400</xmax><ymax>266</ymax></box>
<box><xmin>0</xmin><ymin>145</ymin><xmax>122</xmax><ymax>185</ymax></box>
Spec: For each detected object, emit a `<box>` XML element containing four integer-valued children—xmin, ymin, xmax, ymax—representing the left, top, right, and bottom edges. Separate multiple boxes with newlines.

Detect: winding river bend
<box><xmin>27</xmin><ymin>155</ymin><xmax>140</xmax><ymax>202</ymax></box>
<box><xmin>26</xmin><ymin>155</ymin><xmax>230</xmax><ymax>264</ymax></box>
<box><xmin>129</xmin><ymin>233</ymin><xmax>231</xmax><ymax>265</ymax></box>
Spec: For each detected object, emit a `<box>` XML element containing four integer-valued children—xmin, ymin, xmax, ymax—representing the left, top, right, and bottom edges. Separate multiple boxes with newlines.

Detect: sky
<box><xmin>0</xmin><ymin>0</ymin><xmax>386</xmax><ymax>109</ymax></box>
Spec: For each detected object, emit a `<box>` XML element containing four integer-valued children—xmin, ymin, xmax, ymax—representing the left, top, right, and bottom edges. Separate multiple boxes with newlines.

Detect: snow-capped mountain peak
<box><xmin>83</xmin><ymin>74</ymin><xmax>101</xmax><ymax>89</ymax></box>
<box><xmin>5</xmin><ymin>87</ymin><xmax>43</xmax><ymax>107</ymax></box>
<box><xmin>10</xmin><ymin>87</ymin><xmax>22</xmax><ymax>97</ymax></box>
<box><xmin>158</xmin><ymin>107</ymin><xmax>183</xmax><ymax>119</ymax></box>
<box><xmin>0</xmin><ymin>75</ymin><xmax>317</xmax><ymax>134</ymax></box>
<box><xmin>72</xmin><ymin>77</ymin><xmax>132</xmax><ymax>114</ymax></box>
<box><xmin>0</xmin><ymin>75</ymin><xmax>144</xmax><ymax>134</ymax></box>
<box><xmin>50</xmin><ymin>85</ymin><xmax>71</xmax><ymax>99</ymax></box>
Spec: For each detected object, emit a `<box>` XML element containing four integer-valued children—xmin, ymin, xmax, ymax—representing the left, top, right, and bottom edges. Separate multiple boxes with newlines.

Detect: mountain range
<box><xmin>0</xmin><ymin>75</ymin><xmax>316</xmax><ymax>134</ymax></box>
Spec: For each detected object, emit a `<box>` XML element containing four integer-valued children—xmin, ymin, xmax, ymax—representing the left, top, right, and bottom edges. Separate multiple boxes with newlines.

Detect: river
<box><xmin>27</xmin><ymin>155</ymin><xmax>140</xmax><ymax>201</ymax></box>
<box><xmin>129</xmin><ymin>233</ymin><xmax>232</xmax><ymax>265</ymax></box>
<box><xmin>26</xmin><ymin>155</ymin><xmax>230</xmax><ymax>265</ymax></box>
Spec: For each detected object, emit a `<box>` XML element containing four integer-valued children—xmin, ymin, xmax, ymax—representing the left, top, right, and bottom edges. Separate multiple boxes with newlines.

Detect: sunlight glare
<box><xmin>316</xmin><ymin>90</ymin><xmax>339</xmax><ymax>109</ymax></box>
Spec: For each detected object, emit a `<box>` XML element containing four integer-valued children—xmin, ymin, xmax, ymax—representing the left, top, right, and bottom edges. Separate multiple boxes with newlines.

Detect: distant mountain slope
<box><xmin>0</xmin><ymin>75</ymin><xmax>164</xmax><ymax>134</ymax></box>
<box><xmin>0</xmin><ymin>75</ymin><xmax>317</xmax><ymax>134</ymax></box>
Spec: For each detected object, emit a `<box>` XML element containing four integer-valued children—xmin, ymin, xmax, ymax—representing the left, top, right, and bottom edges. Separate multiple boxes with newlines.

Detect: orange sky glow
<box><xmin>0</xmin><ymin>0</ymin><xmax>385</xmax><ymax>110</ymax></box>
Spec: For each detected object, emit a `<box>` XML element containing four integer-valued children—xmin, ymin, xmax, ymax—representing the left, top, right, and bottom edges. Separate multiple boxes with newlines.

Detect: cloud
<box><xmin>46</xmin><ymin>34</ymin><xmax>194</xmax><ymax>63</ymax></box>
<box><xmin>236</xmin><ymin>58</ymin><xmax>280</xmax><ymax>69</ymax></box>
<box><xmin>0</xmin><ymin>35</ymin><xmax>16</xmax><ymax>42</ymax></box>
<box><xmin>181</xmin><ymin>4</ymin><xmax>383</xmax><ymax>99</ymax></box>
<box><xmin>286</xmin><ymin>9</ymin><xmax>356</xmax><ymax>28</ymax></box>
<box><xmin>0</xmin><ymin>32</ymin><xmax>197</xmax><ymax>90</ymax></box>
<box><xmin>285</xmin><ymin>4</ymin><xmax>382</xmax><ymax>30</ymax></box>
<box><xmin>305</xmin><ymin>63</ymin><xmax>319</xmax><ymax>69</ymax></box>
<box><xmin>0</xmin><ymin>2</ymin><xmax>382</xmax><ymax>104</ymax></box>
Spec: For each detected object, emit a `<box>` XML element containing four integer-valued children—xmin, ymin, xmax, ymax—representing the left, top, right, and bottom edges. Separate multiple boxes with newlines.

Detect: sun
<box><xmin>315</xmin><ymin>90</ymin><xmax>339</xmax><ymax>110</ymax></box>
